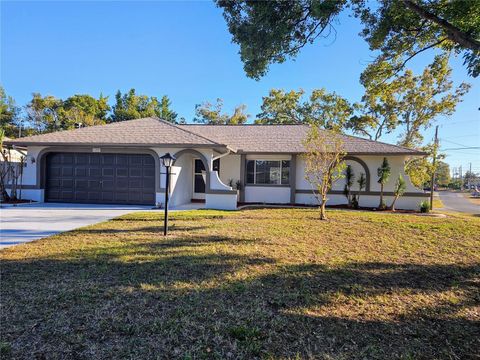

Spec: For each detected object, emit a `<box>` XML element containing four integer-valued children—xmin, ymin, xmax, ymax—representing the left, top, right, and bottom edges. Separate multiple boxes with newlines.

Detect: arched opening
<box><xmin>170</xmin><ymin>149</ymin><xmax>211</xmax><ymax>207</ymax></box>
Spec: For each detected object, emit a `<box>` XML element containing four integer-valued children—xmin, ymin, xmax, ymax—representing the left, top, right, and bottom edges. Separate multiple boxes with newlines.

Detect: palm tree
<box><xmin>377</xmin><ymin>157</ymin><xmax>391</xmax><ymax>209</ymax></box>
<box><xmin>390</xmin><ymin>175</ymin><xmax>407</xmax><ymax>211</ymax></box>
<box><xmin>344</xmin><ymin>165</ymin><xmax>355</xmax><ymax>207</ymax></box>
<box><xmin>357</xmin><ymin>173</ymin><xmax>366</xmax><ymax>206</ymax></box>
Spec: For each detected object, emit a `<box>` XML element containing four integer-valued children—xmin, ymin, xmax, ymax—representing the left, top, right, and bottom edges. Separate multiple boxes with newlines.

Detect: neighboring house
<box><xmin>4</xmin><ymin>117</ymin><xmax>428</xmax><ymax>210</ymax></box>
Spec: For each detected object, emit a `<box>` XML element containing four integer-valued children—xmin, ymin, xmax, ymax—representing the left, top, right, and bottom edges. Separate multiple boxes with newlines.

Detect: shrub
<box><xmin>420</xmin><ymin>201</ymin><xmax>430</xmax><ymax>213</ymax></box>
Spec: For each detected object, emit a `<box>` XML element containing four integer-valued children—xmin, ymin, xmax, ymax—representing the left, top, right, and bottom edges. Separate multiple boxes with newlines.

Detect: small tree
<box><xmin>390</xmin><ymin>175</ymin><xmax>407</xmax><ymax>211</ymax></box>
<box><xmin>302</xmin><ymin>125</ymin><xmax>346</xmax><ymax>220</ymax></box>
<box><xmin>343</xmin><ymin>165</ymin><xmax>355</xmax><ymax>207</ymax></box>
<box><xmin>357</xmin><ymin>173</ymin><xmax>366</xmax><ymax>206</ymax></box>
<box><xmin>377</xmin><ymin>157</ymin><xmax>391</xmax><ymax>209</ymax></box>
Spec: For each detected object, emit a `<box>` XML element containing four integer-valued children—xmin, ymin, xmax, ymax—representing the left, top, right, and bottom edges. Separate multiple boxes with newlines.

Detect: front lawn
<box><xmin>1</xmin><ymin>209</ymin><xmax>479</xmax><ymax>359</ymax></box>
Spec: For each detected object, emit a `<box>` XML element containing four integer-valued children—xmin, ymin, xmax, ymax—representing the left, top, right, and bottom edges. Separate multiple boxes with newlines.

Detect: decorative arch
<box><xmin>172</xmin><ymin>148</ymin><xmax>211</xmax><ymax>192</ymax></box>
<box><xmin>344</xmin><ymin>155</ymin><xmax>371</xmax><ymax>191</ymax></box>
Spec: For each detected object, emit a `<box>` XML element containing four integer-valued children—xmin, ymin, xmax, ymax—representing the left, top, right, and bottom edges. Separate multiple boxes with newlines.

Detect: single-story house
<box><xmin>4</xmin><ymin>117</ymin><xmax>428</xmax><ymax>210</ymax></box>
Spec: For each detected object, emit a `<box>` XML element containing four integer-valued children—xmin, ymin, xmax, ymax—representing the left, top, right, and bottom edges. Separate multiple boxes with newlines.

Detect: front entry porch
<box><xmin>164</xmin><ymin>149</ymin><xmax>237</xmax><ymax>211</ymax></box>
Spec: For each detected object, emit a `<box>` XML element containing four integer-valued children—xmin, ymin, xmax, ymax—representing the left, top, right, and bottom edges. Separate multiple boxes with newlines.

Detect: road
<box><xmin>438</xmin><ymin>191</ymin><xmax>480</xmax><ymax>215</ymax></box>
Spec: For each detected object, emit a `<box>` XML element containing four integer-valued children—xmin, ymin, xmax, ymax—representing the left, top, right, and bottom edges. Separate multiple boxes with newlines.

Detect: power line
<box><xmin>441</xmin><ymin>147</ymin><xmax>480</xmax><ymax>151</ymax></box>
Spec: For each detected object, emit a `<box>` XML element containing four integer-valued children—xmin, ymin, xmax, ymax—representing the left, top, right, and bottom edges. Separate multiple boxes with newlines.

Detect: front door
<box><xmin>191</xmin><ymin>158</ymin><xmax>220</xmax><ymax>201</ymax></box>
<box><xmin>192</xmin><ymin>159</ymin><xmax>206</xmax><ymax>200</ymax></box>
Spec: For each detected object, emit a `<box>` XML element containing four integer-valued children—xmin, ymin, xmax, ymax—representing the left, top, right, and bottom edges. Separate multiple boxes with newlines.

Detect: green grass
<box><xmin>1</xmin><ymin>208</ymin><xmax>479</xmax><ymax>359</ymax></box>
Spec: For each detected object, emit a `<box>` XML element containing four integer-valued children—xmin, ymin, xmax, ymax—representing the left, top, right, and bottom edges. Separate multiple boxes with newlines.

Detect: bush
<box><xmin>420</xmin><ymin>201</ymin><xmax>430</xmax><ymax>213</ymax></box>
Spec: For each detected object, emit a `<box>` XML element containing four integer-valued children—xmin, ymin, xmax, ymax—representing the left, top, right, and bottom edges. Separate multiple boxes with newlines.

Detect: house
<box><xmin>4</xmin><ymin>117</ymin><xmax>428</xmax><ymax>210</ymax></box>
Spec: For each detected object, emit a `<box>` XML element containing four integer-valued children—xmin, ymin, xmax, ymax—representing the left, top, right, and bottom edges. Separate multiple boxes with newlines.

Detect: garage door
<box><xmin>45</xmin><ymin>152</ymin><xmax>156</xmax><ymax>205</ymax></box>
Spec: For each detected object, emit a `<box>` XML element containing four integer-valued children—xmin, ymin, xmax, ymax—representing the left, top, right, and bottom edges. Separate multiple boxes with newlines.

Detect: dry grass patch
<box><xmin>1</xmin><ymin>209</ymin><xmax>479</xmax><ymax>359</ymax></box>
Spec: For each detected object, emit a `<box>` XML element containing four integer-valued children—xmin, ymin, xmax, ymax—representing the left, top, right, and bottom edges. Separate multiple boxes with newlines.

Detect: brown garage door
<box><xmin>45</xmin><ymin>152</ymin><xmax>156</xmax><ymax>205</ymax></box>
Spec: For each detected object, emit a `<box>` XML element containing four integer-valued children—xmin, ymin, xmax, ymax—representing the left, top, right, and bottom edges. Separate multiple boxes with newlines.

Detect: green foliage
<box><xmin>194</xmin><ymin>98</ymin><xmax>249</xmax><ymax>124</ymax></box>
<box><xmin>355</xmin><ymin>0</ymin><xmax>480</xmax><ymax>78</ymax></box>
<box><xmin>377</xmin><ymin>157</ymin><xmax>391</xmax><ymax>209</ymax></box>
<box><xmin>25</xmin><ymin>93</ymin><xmax>110</xmax><ymax>133</ymax></box>
<box><xmin>217</xmin><ymin>0</ymin><xmax>480</xmax><ymax>79</ymax></box>
<box><xmin>391</xmin><ymin>175</ymin><xmax>407</xmax><ymax>211</ymax></box>
<box><xmin>405</xmin><ymin>142</ymin><xmax>445</xmax><ymax>189</ymax></box>
<box><xmin>0</xmin><ymin>86</ymin><xmax>20</xmax><ymax>138</ymax></box>
<box><xmin>377</xmin><ymin>158</ymin><xmax>391</xmax><ymax>186</ymax></box>
<box><xmin>110</xmin><ymin>89</ymin><xmax>176</xmax><ymax>123</ymax></box>
<box><xmin>357</xmin><ymin>173</ymin><xmax>366</xmax><ymax>192</ymax></box>
<box><xmin>435</xmin><ymin>161</ymin><xmax>451</xmax><ymax>187</ymax></box>
<box><xmin>344</xmin><ymin>165</ymin><xmax>355</xmax><ymax>206</ymax></box>
<box><xmin>353</xmin><ymin>56</ymin><xmax>470</xmax><ymax>147</ymax></box>
<box><xmin>420</xmin><ymin>200</ymin><xmax>431</xmax><ymax>213</ymax></box>
<box><xmin>216</xmin><ymin>0</ymin><xmax>345</xmax><ymax>79</ymax></box>
<box><xmin>159</xmin><ymin>95</ymin><xmax>178</xmax><ymax>123</ymax></box>
<box><xmin>256</xmin><ymin>88</ymin><xmax>353</xmax><ymax>130</ymax></box>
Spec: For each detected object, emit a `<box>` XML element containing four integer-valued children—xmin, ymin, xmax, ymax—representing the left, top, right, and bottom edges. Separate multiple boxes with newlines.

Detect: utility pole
<box><xmin>430</xmin><ymin>125</ymin><xmax>438</xmax><ymax>210</ymax></box>
<box><xmin>468</xmin><ymin>162</ymin><xmax>472</xmax><ymax>188</ymax></box>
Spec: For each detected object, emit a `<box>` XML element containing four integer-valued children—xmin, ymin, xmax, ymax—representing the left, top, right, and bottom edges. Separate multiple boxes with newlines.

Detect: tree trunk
<box><xmin>379</xmin><ymin>184</ymin><xmax>384</xmax><ymax>209</ymax></box>
<box><xmin>402</xmin><ymin>0</ymin><xmax>480</xmax><ymax>52</ymax></box>
<box><xmin>320</xmin><ymin>194</ymin><xmax>327</xmax><ymax>220</ymax></box>
<box><xmin>390</xmin><ymin>195</ymin><xmax>399</xmax><ymax>211</ymax></box>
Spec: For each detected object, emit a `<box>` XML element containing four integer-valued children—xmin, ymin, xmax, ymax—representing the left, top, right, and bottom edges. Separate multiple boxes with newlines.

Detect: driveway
<box><xmin>0</xmin><ymin>203</ymin><xmax>152</xmax><ymax>249</ymax></box>
<box><xmin>438</xmin><ymin>191</ymin><xmax>480</xmax><ymax>215</ymax></box>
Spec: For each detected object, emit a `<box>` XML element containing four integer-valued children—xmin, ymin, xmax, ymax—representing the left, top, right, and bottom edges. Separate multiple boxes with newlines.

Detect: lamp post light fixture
<box><xmin>160</xmin><ymin>153</ymin><xmax>176</xmax><ymax>236</ymax></box>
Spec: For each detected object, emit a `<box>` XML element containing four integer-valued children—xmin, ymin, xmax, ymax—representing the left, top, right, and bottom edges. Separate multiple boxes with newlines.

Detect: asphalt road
<box><xmin>438</xmin><ymin>191</ymin><xmax>480</xmax><ymax>215</ymax></box>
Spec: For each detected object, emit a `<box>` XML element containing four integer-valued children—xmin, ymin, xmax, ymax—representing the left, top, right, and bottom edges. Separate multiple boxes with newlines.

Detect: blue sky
<box><xmin>1</xmin><ymin>1</ymin><xmax>479</xmax><ymax>174</ymax></box>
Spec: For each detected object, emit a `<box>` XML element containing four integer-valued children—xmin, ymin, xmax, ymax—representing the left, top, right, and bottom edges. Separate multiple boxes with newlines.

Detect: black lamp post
<box><xmin>160</xmin><ymin>153</ymin><xmax>176</xmax><ymax>236</ymax></box>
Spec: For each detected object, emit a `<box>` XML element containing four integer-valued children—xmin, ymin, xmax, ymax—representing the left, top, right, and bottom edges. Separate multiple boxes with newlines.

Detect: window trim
<box><xmin>246</xmin><ymin>159</ymin><xmax>290</xmax><ymax>186</ymax></box>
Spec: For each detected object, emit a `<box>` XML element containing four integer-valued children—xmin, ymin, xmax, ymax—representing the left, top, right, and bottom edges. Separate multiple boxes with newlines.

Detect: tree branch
<box><xmin>402</xmin><ymin>0</ymin><xmax>480</xmax><ymax>51</ymax></box>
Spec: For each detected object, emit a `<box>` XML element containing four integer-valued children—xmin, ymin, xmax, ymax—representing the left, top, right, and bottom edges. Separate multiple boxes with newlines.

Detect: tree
<box><xmin>302</xmin><ymin>125</ymin><xmax>346</xmax><ymax>220</ymax></box>
<box><xmin>435</xmin><ymin>161</ymin><xmax>451</xmax><ymax>187</ymax></box>
<box><xmin>110</xmin><ymin>89</ymin><xmax>175</xmax><ymax>122</ymax></box>
<box><xmin>194</xmin><ymin>98</ymin><xmax>249</xmax><ymax>124</ymax></box>
<box><xmin>216</xmin><ymin>0</ymin><xmax>480</xmax><ymax>79</ymax></box>
<box><xmin>0</xmin><ymin>86</ymin><xmax>21</xmax><ymax>138</ymax></box>
<box><xmin>158</xmin><ymin>95</ymin><xmax>178</xmax><ymax>123</ymax></box>
<box><xmin>464</xmin><ymin>171</ymin><xmax>479</xmax><ymax>188</ymax></box>
<box><xmin>256</xmin><ymin>88</ymin><xmax>353</xmax><ymax>130</ymax></box>
<box><xmin>62</xmin><ymin>94</ymin><xmax>110</xmax><ymax>127</ymax></box>
<box><xmin>405</xmin><ymin>142</ymin><xmax>445</xmax><ymax>189</ymax></box>
<box><xmin>343</xmin><ymin>165</ymin><xmax>355</xmax><ymax>207</ymax></box>
<box><xmin>350</xmin><ymin>56</ymin><xmax>470</xmax><ymax>147</ymax></box>
<box><xmin>24</xmin><ymin>93</ymin><xmax>63</xmax><ymax>133</ymax></box>
<box><xmin>357</xmin><ymin>172</ymin><xmax>366</xmax><ymax>205</ymax></box>
<box><xmin>390</xmin><ymin>175</ymin><xmax>407</xmax><ymax>211</ymax></box>
<box><xmin>377</xmin><ymin>157</ymin><xmax>391</xmax><ymax>209</ymax></box>
<box><xmin>24</xmin><ymin>93</ymin><xmax>110</xmax><ymax>133</ymax></box>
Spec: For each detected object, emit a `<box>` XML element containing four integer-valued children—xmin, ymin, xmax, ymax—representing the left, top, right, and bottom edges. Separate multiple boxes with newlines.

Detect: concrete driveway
<box><xmin>0</xmin><ymin>203</ymin><xmax>152</xmax><ymax>249</ymax></box>
<box><xmin>439</xmin><ymin>191</ymin><xmax>480</xmax><ymax>215</ymax></box>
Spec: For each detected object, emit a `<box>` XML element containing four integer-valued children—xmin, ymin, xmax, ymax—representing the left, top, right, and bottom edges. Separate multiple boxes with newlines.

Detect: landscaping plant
<box><xmin>357</xmin><ymin>173</ymin><xmax>366</xmax><ymax>206</ymax></box>
<box><xmin>377</xmin><ymin>157</ymin><xmax>391</xmax><ymax>209</ymax></box>
<box><xmin>390</xmin><ymin>174</ymin><xmax>407</xmax><ymax>211</ymax></box>
<box><xmin>343</xmin><ymin>165</ymin><xmax>355</xmax><ymax>207</ymax></box>
<box><xmin>302</xmin><ymin>125</ymin><xmax>346</xmax><ymax>220</ymax></box>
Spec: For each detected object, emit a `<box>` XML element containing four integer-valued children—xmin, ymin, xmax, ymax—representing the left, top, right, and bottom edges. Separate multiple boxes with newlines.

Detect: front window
<box><xmin>246</xmin><ymin>160</ymin><xmax>290</xmax><ymax>185</ymax></box>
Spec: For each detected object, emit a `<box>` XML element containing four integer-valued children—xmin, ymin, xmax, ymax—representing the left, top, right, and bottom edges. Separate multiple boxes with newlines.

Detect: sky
<box><xmin>1</xmin><ymin>1</ymin><xmax>479</xmax><ymax>175</ymax></box>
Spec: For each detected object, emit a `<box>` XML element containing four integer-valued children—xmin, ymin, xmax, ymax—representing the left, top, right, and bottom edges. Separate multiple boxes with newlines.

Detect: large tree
<box><xmin>216</xmin><ymin>0</ymin><xmax>480</xmax><ymax>79</ymax></box>
<box><xmin>0</xmin><ymin>86</ymin><xmax>20</xmax><ymax>138</ymax></box>
<box><xmin>25</xmin><ymin>93</ymin><xmax>110</xmax><ymax>133</ymax></box>
<box><xmin>350</xmin><ymin>56</ymin><xmax>470</xmax><ymax>148</ymax></box>
<box><xmin>194</xmin><ymin>98</ymin><xmax>249</xmax><ymax>124</ymax></box>
<box><xmin>256</xmin><ymin>88</ymin><xmax>353</xmax><ymax>130</ymax></box>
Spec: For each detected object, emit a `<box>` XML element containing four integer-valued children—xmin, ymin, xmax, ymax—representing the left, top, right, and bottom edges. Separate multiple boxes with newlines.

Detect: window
<box><xmin>246</xmin><ymin>160</ymin><xmax>290</xmax><ymax>185</ymax></box>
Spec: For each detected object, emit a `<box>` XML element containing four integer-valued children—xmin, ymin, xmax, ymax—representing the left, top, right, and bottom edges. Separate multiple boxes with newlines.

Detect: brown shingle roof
<box><xmin>5</xmin><ymin>117</ymin><xmax>424</xmax><ymax>155</ymax></box>
<box><xmin>180</xmin><ymin>124</ymin><xmax>424</xmax><ymax>155</ymax></box>
<box><xmin>5</xmin><ymin>117</ymin><xmax>225</xmax><ymax>148</ymax></box>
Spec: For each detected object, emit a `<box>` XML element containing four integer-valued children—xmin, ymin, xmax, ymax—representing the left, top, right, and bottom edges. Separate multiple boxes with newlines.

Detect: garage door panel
<box><xmin>46</xmin><ymin>152</ymin><xmax>155</xmax><ymax>205</ymax></box>
<box><xmin>62</xmin><ymin>168</ymin><xmax>73</xmax><ymax>176</ymax></box>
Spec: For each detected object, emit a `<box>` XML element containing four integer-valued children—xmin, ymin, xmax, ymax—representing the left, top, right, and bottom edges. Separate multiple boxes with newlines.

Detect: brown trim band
<box><xmin>295</xmin><ymin>189</ymin><xmax>429</xmax><ymax>197</ymax></box>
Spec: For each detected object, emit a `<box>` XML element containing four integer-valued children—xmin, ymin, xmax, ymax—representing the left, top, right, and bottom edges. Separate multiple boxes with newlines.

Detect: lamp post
<box><xmin>160</xmin><ymin>153</ymin><xmax>176</xmax><ymax>236</ymax></box>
